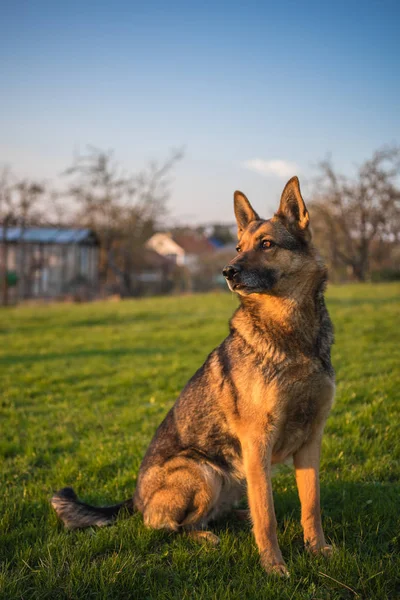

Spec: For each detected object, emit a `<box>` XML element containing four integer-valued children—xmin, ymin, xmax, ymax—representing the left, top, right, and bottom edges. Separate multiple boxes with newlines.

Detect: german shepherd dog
<box><xmin>51</xmin><ymin>177</ymin><xmax>335</xmax><ymax>577</ymax></box>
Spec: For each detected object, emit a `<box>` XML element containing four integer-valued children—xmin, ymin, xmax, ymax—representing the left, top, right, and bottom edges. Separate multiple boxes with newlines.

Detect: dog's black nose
<box><xmin>222</xmin><ymin>265</ymin><xmax>240</xmax><ymax>281</ymax></box>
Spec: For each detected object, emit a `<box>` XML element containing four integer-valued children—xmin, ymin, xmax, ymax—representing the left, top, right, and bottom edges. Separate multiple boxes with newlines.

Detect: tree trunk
<box><xmin>352</xmin><ymin>263</ymin><xmax>367</xmax><ymax>282</ymax></box>
<box><xmin>1</xmin><ymin>240</ymin><xmax>9</xmax><ymax>306</ymax></box>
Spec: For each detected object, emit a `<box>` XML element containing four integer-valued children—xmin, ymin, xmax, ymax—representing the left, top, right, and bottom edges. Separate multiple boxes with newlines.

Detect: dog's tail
<box><xmin>51</xmin><ymin>487</ymin><xmax>135</xmax><ymax>530</ymax></box>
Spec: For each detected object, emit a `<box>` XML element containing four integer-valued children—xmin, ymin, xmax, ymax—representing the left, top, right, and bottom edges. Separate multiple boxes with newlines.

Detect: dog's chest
<box><xmin>271</xmin><ymin>371</ymin><xmax>335</xmax><ymax>463</ymax></box>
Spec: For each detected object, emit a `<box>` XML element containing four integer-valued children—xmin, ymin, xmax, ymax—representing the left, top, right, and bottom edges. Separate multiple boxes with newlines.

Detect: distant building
<box><xmin>145</xmin><ymin>233</ymin><xmax>186</xmax><ymax>266</ymax></box>
<box><xmin>0</xmin><ymin>226</ymin><xmax>99</xmax><ymax>301</ymax></box>
<box><xmin>146</xmin><ymin>232</ymin><xmax>215</xmax><ymax>270</ymax></box>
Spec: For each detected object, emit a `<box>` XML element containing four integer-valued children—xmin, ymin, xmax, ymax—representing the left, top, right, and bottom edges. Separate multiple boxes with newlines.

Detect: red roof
<box><xmin>141</xmin><ymin>249</ymin><xmax>174</xmax><ymax>268</ymax></box>
<box><xmin>173</xmin><ymin>234</ymin><xmax>215</xmax><ymax>255</ymax></box>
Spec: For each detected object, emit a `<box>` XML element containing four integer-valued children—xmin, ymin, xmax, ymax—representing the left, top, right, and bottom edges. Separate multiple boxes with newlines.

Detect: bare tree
<box><xmin>310</xmin><ymin>145</ymin><xmax>400</xmax><ymax>281</ymax></box>
<box><xmin>64</xmin><ymin>147</ymin><xmax>183</xmax><ymax>295</ymax></box>
<box><xmin>0</xmin><ymin>168</ymin><xmax>46</xmax><ymax>304</ymax></box>
<box><xmin>0</xmin><ymin>167</ymin><xmax>13</xmax><ymax>305</ymax></box>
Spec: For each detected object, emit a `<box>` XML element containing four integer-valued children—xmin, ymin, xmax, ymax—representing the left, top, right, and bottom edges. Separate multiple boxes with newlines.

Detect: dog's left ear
<box><xmin>276</xmin><ymin>177</ymin><xmax>310</xmax><ymax>238</ymax></box>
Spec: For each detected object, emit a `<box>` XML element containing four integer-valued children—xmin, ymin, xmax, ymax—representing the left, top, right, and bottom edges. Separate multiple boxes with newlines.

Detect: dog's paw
<box><xmin>260</xmin><ymin>553</ymin><xmax>290</xmax><ymax>578</ymax></box>
<box><xmin>269</xmin><ymin>563</ymin><xmax>290</xmax><ymax>578</ymax></box>
<box><xmin>187</xmin><ymin>530</ymin><xmax>220</xmax><ymax>546</ymax></box>
<box><xmin>318</xmin><ymin>544</ymin><xmax>334</xmax><ymax>558</ymax></box>
<box><xmin>307</xmin><ymin>543</ymin><xmax>334</xmax><ymax>558</ymax></box>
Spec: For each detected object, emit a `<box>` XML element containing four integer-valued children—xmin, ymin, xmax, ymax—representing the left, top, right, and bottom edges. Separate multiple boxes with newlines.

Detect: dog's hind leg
<box><xmin>139</xmin><ymin>460</ymin><xmax>223</xmax><ymax>536</ymax></box>
<box><xmin>232</xmin><ymin>508</ymin><xmax>250</xmax><ymax>521</ymax></box>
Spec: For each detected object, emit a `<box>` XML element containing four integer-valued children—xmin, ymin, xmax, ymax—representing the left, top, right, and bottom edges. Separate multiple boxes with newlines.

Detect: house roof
<box><xmin>145</xmin><ymin>233</ymin><xmax>185</xmax><ymax>256</ymax></box>
<box><xmin>140</xmin><ymin>249</ymin><xmax>174</xmax><ymax>269</ymax></box>
<box><xmin>0</xmin><ymin>227</ymin><xmax>98</xmax><ymax>245</ymax></box>
<box><xmin>172</xmin><ymin>233</ymin><xmax>215</xmax><ymax>255</ymax></box>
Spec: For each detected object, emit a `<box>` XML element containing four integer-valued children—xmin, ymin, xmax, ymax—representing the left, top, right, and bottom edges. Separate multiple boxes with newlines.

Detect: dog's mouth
<box><xmin>230</xmin><ymin>282</ymin><xmax>243</xmax><ymax>290</ymax></box>
<box><xmin>226</xmin><ymin>280</ymin><xmax>254</xmax><ymax>294</ymax></box>
<box><xmin>226</xmin><ymin>280</ymin><xmax>243</xmax><ymax>291</ymax></box>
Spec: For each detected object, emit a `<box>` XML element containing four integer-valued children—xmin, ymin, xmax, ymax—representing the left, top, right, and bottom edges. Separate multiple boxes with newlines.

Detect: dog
<box><xmin>51</xmin><ymin>176</ymin><xmax>335</xmax><ymax>577</ymax></box>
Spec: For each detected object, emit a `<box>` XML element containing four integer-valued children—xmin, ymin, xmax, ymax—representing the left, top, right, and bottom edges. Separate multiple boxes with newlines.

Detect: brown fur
<box><xmin>51</xmin><ymin>177</ymin><xmax>335</xmax><ymax>577</ymax></box>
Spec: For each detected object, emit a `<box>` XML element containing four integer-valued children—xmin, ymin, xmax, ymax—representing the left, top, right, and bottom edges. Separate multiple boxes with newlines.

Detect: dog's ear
<box><xmin>276</xmin><ymin>177</ymin><xmax>310</xmax><ymax>238</ymax></box>
<box><xmin>234</xmin><ymin>191</ymin><xmax>259</xmax><ymax>237</ymax></box>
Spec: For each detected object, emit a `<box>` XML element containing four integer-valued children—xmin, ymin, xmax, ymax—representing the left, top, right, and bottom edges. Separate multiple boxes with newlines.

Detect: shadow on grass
<box><xmin>0</xmin><ymin>346</ymin><xmax>171</xmax><ymax>366</ymax></box>
<box><xmin>5</xmin><ymin>478</ymin><xmax>394</xmax><ymax>599</ymax></box>
<box><xmin>56</xmin><ymin>479</ymin><xmax>398</xmax><ymax>558</ymax></box>
<box><xmin>0</xmin><ymin>309</ymin><xmax>200</xmax><ymax>336</ymax></box>
<box><xmin>327</xmin><ymin>296</ymin><xmax>399</xmax><ymax>308</ymax></box>
<box><xmin>208</xmin><ymin>480</ymin><xmax>398</xmax><ymax>552</ymax></box>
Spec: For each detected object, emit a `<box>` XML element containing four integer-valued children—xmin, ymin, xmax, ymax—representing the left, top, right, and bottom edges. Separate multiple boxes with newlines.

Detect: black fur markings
<box><xmin>217</xmin><ymin>343</ymin><xmax>240</xmax><ymax>416</ymax></box>
<box><xmin>314</xmin><ymin>287</ymin><xmax>335</xmax><ymax>377</ymax></box>
<box><xmin>139</xmin><ymin>409</ymin><xmax>184</xmax><ymax>471</ymax></box>
<box><xmin>246</xmin><ymin>220</ymin><xmax>266</xmax><ymax>236</ymax></box>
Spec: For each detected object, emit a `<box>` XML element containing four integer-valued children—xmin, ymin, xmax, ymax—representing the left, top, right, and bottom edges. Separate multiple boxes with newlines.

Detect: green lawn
<box><xmin>1</xmin><ymin>283</ymin><xmax>399</xmax><ymax>600</ymax></box>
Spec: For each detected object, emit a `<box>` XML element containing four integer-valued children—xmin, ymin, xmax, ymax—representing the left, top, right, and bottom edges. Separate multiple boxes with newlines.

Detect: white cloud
<box><xmin>242</xmin><ymin>158</ymin><xmax>300</xmax><ymax>178</ymax></box>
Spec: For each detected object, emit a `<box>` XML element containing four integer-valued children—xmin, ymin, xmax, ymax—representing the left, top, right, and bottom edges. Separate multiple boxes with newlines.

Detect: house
<box><xmin>0</xmin><ymin>226</ymin><xmax>99</xmax><ymax>302</ymax></box>
<box><xmin>145</xmin><ymin>232</ymin><xmax>186</xmax><ymax>266</ymax></box>
<box><xmin>133</xmin><ymin>248</ymin><xmax>176</xmax><ymax>296</ymax></box>
<box><xmin>145</xmin><ymin>231</ymin><xmax>215</xmax><ymax>270</ymax></box>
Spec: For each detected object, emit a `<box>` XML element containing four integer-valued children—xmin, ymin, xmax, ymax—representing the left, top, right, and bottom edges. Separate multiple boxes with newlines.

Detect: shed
<box><xmin>0</xmin><ymin>226</ymin><xmax>99</xmax><ymax>300</ymax></box>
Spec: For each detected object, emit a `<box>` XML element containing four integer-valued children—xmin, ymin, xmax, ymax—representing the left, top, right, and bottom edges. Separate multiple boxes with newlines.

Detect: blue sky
<box><xmin>1</xmin><ymin>1</ymin><xmax>399</xmax><ymax>222</ymax></box>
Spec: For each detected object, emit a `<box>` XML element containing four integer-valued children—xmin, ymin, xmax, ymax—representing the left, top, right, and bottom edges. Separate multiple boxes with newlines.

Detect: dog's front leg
<box><xmin>294</xmin><ymin>432</ymin><xmax>332</xmax><ymax>556</ymax></box>
<box><xmin>242</xmin><ymin>436</ymin><xmax>289</xmax><ymax>577</ymax></box>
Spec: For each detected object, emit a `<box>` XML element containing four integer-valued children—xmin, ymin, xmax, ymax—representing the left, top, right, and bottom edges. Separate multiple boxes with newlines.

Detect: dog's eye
<box><xmin>261</xmin><ymin>240</ymin><xmax>274</xmax><ymax>249</ymax></box>
<box><xmin>236</xmin><ymin>246</ymin><xmax>241</xmax><ymax>253</ymax></box>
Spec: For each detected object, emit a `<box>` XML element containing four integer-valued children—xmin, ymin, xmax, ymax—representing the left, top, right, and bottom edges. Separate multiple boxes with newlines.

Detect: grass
<box><xmin>1</xmin><ymin>283</ymin><xmax>399</xmax><ymax>599</ymax></box>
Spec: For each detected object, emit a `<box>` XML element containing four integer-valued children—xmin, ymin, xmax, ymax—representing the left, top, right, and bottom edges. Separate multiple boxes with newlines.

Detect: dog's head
<box><xmin>223</xmin><ymin>177</ymin><xmax>323</xmax><ymax>297</ymax></box>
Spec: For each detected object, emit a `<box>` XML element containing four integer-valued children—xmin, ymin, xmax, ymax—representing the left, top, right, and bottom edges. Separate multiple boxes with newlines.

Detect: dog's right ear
<box><xmin>234</xmin><ymin>191</ymin><xmax>259</xmax><ymax>237</ymax></box>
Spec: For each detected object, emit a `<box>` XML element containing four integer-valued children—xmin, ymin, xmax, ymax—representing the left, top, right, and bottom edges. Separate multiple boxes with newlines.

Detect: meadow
<box><xmin>1</xmin><ymin>283</ymin><xmax>399</xmax><ymax>600</ymax></box>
